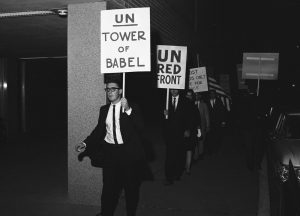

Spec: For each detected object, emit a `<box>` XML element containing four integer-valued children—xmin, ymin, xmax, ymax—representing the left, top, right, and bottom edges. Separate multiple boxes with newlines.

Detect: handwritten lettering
<box><xmin>157</xmin><ymin>63</ymin><xmax>181</xmax><ymax>74</ymax></box>
<box><xmin>106</xmin><ymin>57</ymin><xmax>145</xmax><ymax>68</ymax></box>
<box><xmin>102</xmin><ymin>31</ymin><xmax>146</xmax><ymax>42</ymax></box>
<box><xmin>157</xmin><ymin>74</ymin><xmax>182</xmax><ymax>85</ymax></box>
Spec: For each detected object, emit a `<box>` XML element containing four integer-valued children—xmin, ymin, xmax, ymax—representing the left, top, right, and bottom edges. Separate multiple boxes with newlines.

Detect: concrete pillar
<box><xmin>67</xmin><ymin>2</ymin><xmax>107</xmax><ymax>206</ymax></box>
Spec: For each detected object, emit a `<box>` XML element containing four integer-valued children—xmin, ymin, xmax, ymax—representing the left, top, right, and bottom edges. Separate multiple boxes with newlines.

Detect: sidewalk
<box><xmin>0</xmin><ymin>127</ymin><xmax>259</xmax><ymax>216</ymax></box>
<box><xmin>114</xmin><ymin>126</ymin><xmax>259</xmax><ymax>216</ymax></box>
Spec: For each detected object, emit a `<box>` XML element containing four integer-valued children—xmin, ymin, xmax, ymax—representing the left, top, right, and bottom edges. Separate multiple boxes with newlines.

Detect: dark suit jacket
<box><xmin>164</xmin><ymin>95</ymin><xmax>193</xmax><ymax>144</ymax></box>
<box><xmin>81</xmin><ymin>102</ymin><xmax>145</xmax><ymax>167</ymax></box>
<box><xmin>207</xmin><ymin>97</ymin><xmax>227</xmax><ymax>128</ymax></box>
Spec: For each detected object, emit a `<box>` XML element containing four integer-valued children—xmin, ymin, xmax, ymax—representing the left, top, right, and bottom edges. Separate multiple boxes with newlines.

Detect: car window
<box><xmin>267</xmin><ymin>107</ymin><xmax>281</xmax><ymax>131</ymax></box>
<box><xmin>284</xmin><ymin>115</ymin><xmax>300</xmax><ymax>139</ymax></box>
<box><xmin>275</xmin><ymin>114</ymin><xmax>285</xmax><ymax>134</ymax></box>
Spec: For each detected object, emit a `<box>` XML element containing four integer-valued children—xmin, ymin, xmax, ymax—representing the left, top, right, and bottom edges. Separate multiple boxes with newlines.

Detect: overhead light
<box><xmin>0</xmin><ymin>10</ymin><xmax>55</xmax><ymax>18</ymax></box>
<box><xmin>3</xmin><ymin>82</ymin><xmax>7</xmax><ymax>90</ymax></box>
<box><xmin>0</xmin><ymin>8</ymin><xmax>67</xmax><ymax>18</ymax></box>
<box><xmin>51</xmin><ymin>8</ymin><xmax>68</xmax><ymax>17</ymax></box>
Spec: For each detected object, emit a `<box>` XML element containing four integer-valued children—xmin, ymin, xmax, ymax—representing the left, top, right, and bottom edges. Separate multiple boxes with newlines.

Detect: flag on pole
<box><xmin>208</xmin><ymin>76</ymin><xmax>231</xmax><ymax>111</ymax></box>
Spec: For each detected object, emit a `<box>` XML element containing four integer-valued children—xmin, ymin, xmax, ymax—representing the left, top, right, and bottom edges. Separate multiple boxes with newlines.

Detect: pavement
<box><xmin>0</xmin><ymin>124</ymin><xmax>261</xmax><ymax>216</ymax></box>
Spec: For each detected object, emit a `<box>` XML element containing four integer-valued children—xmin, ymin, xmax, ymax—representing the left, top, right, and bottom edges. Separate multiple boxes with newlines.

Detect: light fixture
<box><xmin>3</xmin><ymin>82</ymin><xmax>7</xmax><ymax>90</ymax></box>
<box><xmin>51</xmin><ymin>8</ymin><xmax>68</xmax><ymax>17</ymax></box>
<box><xmin>0</xmin><ymin>7</ymin><xmax>67</xmax><ymax>19</ymax></box>
<box><xmin>0</xmin><ymin>10</ymin><xmax>55</xmax><ymax>18</ymax></box>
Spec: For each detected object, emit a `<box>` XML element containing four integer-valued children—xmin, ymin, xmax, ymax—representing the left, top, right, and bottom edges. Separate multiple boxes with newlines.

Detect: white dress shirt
<box><xmin>210</xmin><ymin>99</ymin><xmax>215</xmax><ymax>108</ymax></box>
<box><xmin>172</xmin><ymin>95</ymin><xmax>179</xmax><ymax>110</ymax></box>
<box><xmin>104</xmin><ymin>101</ymin><xmax>132</xmax><ymax>144</ymax></box>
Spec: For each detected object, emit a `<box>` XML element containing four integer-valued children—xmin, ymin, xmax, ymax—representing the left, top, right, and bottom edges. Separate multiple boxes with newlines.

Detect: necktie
<box><xmin>112</xmin><ymin>105</ymin><xmax>118</xmax><ymax>144</ymax></box>
<box><xmin>173</xmin><ymin>97</ymin><xmax>176</xmax><ymax>111</ymax></box>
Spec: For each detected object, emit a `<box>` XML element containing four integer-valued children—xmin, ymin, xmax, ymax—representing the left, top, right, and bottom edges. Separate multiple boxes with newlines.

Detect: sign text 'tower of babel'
<box><xmin>100</xmin><ymin>7</ymin><xmax>151</xmax><ymax>73</ymax></box>
<box><xmin>157</xmin><ymin>45</ymin><xmax>187</xmax><ymax>89</ymax></box>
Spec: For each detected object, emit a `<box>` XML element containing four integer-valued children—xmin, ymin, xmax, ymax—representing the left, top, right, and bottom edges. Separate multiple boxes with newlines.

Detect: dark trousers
<box><xmin>101</xmin><ymin>143</ymin><xmax>141</xmax><ymax>216</ymax></box>
<box><xmin>164</xmin><ymin>141</ymin><xmax>185</xmax><ymax>181</ymax></box>
<box><xmin>205</xmin><ymin>126</ymin><xmax>222</xmax><ymax>155</ymax></box>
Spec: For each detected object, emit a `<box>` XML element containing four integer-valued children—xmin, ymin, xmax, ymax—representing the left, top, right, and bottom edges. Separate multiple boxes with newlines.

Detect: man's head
<box><xmin>105</xmin><ymin>81</ymin><xmax>123</xmax><ymax>104</ymax></box>
<box><xmin>185</xmin><ymin>89</ymin><xmax>195</xmax><ymax>102</ymax></box>
<box><xmin>196</xmin><ymin>92</ymin><xmax>203</xmax><ymax>101</ymax></box>
<box><xmin>170</xmin><ymin>89</ymin><xmax>179</xmax><ymax>97</ymax></box>
<box><xmin>209</xmin><ymin>90</ymin><xmax>216</xmax><ymax>99</ymax></box>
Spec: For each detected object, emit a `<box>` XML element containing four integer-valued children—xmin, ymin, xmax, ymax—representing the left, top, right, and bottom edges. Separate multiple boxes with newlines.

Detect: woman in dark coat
<box><xmin>184</xmin><ymin>89</ymin><xmax>201</xmax><ymax>174</ymax></box>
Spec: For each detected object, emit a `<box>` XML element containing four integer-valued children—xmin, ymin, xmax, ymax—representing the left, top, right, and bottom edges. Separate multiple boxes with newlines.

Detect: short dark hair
<box><xmin>186</xmin><ymin>89</ymin><xmax>195</xmax><ymax>99</ymax></box>
<box><xmin>104</xmin><ymin>73</ymin><xmax>123</xmax><ymax>88</ymax></box>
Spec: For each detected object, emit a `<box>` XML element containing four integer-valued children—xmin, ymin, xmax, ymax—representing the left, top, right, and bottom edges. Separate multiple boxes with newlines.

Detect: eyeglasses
<box><xmin>104</xmin><ymin>87</ymin><xmax>120</xmax><ymax>93</ymax></box>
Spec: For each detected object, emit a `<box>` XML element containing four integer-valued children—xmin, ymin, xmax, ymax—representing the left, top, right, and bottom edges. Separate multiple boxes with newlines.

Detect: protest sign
<box><xmin>189</xmin><ymin>67</ymin><xmax>208</xmax><ymax>92</ymax></box>
<box><xmin>242</xmin><ymin>53</ymin><xmax>279</xmax><ymax>96</ymax></box>
<box><xmin>157</xmin><ymin>45</ymin><xmax>187</xmax><ymax>89</ymax></box>
<box><xmin>242</xmin><ymin>53</ymin><xmax>279</xmax><ymax>80</ymax></box>
<box><xmin>101</xmin><ymin>7</ymin><xmax>151</xmax><ymax>73</ymax></box>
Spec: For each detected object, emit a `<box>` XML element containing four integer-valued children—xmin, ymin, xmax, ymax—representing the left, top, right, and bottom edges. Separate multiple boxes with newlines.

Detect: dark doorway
<box><xmin>1</xmin><ymin>57</ymin><xmax>68</xmax><ymax>200</ymax></box>
<box><xmin>25</xmin><ymin>58</ymin><xmax>67</xmax><ymax>134</ymax></box>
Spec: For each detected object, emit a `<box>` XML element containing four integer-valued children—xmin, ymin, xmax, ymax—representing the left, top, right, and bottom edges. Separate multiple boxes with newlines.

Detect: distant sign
<box><xmin>157</xmin><ymin>45</ymin><xmax>187</xmax><ymax>89</ymax></box>
<box><xmin>242</xmin><ymin>53</ymin><xmax>279</xmax><ymax>80</ymax></box>
<box><xmin>189</xmin><ymin>67</ymin><xmax>208</xmax><ymax>92</ymax></box>
<box><xmin>100</xmin><ymin>7</ymin><xmax>151</xmax><ymax>73</ymax></box>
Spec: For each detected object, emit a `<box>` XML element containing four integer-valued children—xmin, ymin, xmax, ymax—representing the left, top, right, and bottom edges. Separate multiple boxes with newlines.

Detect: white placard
<box><xmin>189</xmin><ymin>67</ymin><xmax>208</xmax><ymax>92</ymax></box>
<box><xmin>100</xmin><ymin>7</ymin><xmax>151</xmax><ymax>73</ymax></box>
<box><xmin>242</xmin><ymin>53</ymin><xmax>279</xmax><ymax>80</ymax></box>
<box><xmin>157</xmin><ymin>45</ymin><xmax>187</xmax><ymax>89</ymax></box>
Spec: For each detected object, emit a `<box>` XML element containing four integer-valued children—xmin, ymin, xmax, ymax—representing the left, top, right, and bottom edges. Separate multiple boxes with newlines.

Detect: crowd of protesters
<box><xmin>75</xmin><ymin>74</ymin><xmax>270</xmax><ymax>216</ymax></box>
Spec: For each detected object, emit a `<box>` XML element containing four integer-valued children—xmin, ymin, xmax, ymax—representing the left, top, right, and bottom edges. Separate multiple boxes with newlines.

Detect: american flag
<box><xmin>208</xmin><ymin>76</ymin><xmax>231</xmax><ymax>111</ymax></box>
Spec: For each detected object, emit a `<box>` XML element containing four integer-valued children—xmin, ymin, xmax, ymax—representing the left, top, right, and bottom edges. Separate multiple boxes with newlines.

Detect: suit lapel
<box><xmin>103</xmin><ymin>104</ymin><xmax>110</xmax><ymax>118</ymax></box>
<box><xmin>119</xmin><ymin>105</ymin><xmax>125</xmax><ymax>129</ymax></box>
<box><xmin>119</xmin><ymin>105</ymin><xmax>127</xmax><ymax>142</ymax></box>
<box><xmin>176</xmin><ymin>96</ymin><xmax>181</xmax><ymax>112</ymax></box>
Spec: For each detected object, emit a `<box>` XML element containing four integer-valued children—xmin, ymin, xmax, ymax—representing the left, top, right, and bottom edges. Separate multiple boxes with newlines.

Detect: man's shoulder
<box><xmin>179</xmin><ymin>95</ymin><xmax>189</xmax><ymax>103</ymax></box>
<box><xmin>129</xmin><ymin>102</ymin><xmax>140</xmax><ymax>112</ymax></box>
<box><xmin>100</xmin><ymin>103</ymin><xmax>110</xmax><ymax>111</ymax></box>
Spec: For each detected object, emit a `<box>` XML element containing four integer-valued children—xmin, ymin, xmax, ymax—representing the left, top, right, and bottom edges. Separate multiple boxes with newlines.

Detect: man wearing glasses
<box><xmin>76</xmin><ymin>78</ymin><xmax>145</xmax><ymax>216</ymax></box>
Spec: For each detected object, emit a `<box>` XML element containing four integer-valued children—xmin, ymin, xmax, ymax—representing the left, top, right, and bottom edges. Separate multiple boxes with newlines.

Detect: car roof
<box><xmin>272</xmin><ymin>105</ymin><xmax>300</xmax><ymax>115</ymax></box>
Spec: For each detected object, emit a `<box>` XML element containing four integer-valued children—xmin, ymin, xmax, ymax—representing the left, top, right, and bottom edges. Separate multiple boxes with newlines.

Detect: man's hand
<box><xmin>197</xmin><ymin>128</ymin><xmax>202</xmax><ymax>138</ymax></box>
<box><xmin>121</xmin><ymin>97</ymin><xmax>130</xmax><ymax>111</ymax></box>
<box><xmin>75</xmin><ymin>142</ymin><xmax>86</xmax><ymax>153</ymax></box>
<box><xmin>163</xmin><ymin>109</ymin><xmax>169</xmax><ymax>117</ymax></box>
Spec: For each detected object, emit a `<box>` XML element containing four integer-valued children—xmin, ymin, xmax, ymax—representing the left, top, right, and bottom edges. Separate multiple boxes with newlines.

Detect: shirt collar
<box><xmin>110</xmin><ymin>100</ymin><xmax>121</xmax><ymax>107</ymax></box>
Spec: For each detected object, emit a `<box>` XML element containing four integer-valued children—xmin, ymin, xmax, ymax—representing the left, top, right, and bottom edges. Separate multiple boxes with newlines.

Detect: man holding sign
<box><xmin>163</xmin><ymin>89</ymin><xmax>193</xmax><ymax>185</ymax></box>
<box><xmin>157</xmin><ymin>45</ymin><xmax>192</xmax><ymax>185</ymax></box>
<box><xmin>76</xmin><ymin>77</ymin><xmax>146</xmax><ymax>216</ymax></box>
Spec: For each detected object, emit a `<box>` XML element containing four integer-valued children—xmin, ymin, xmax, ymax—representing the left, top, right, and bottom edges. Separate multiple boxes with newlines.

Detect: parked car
<box><xmin>266</xmin><ymin>107</ymin><xmax>300</xmax><ymax>216</ymax></box>
<box><xmin>287</xmin><ymin>160</ymin><xmax>300</xmax><ymax>216</ymax></box>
